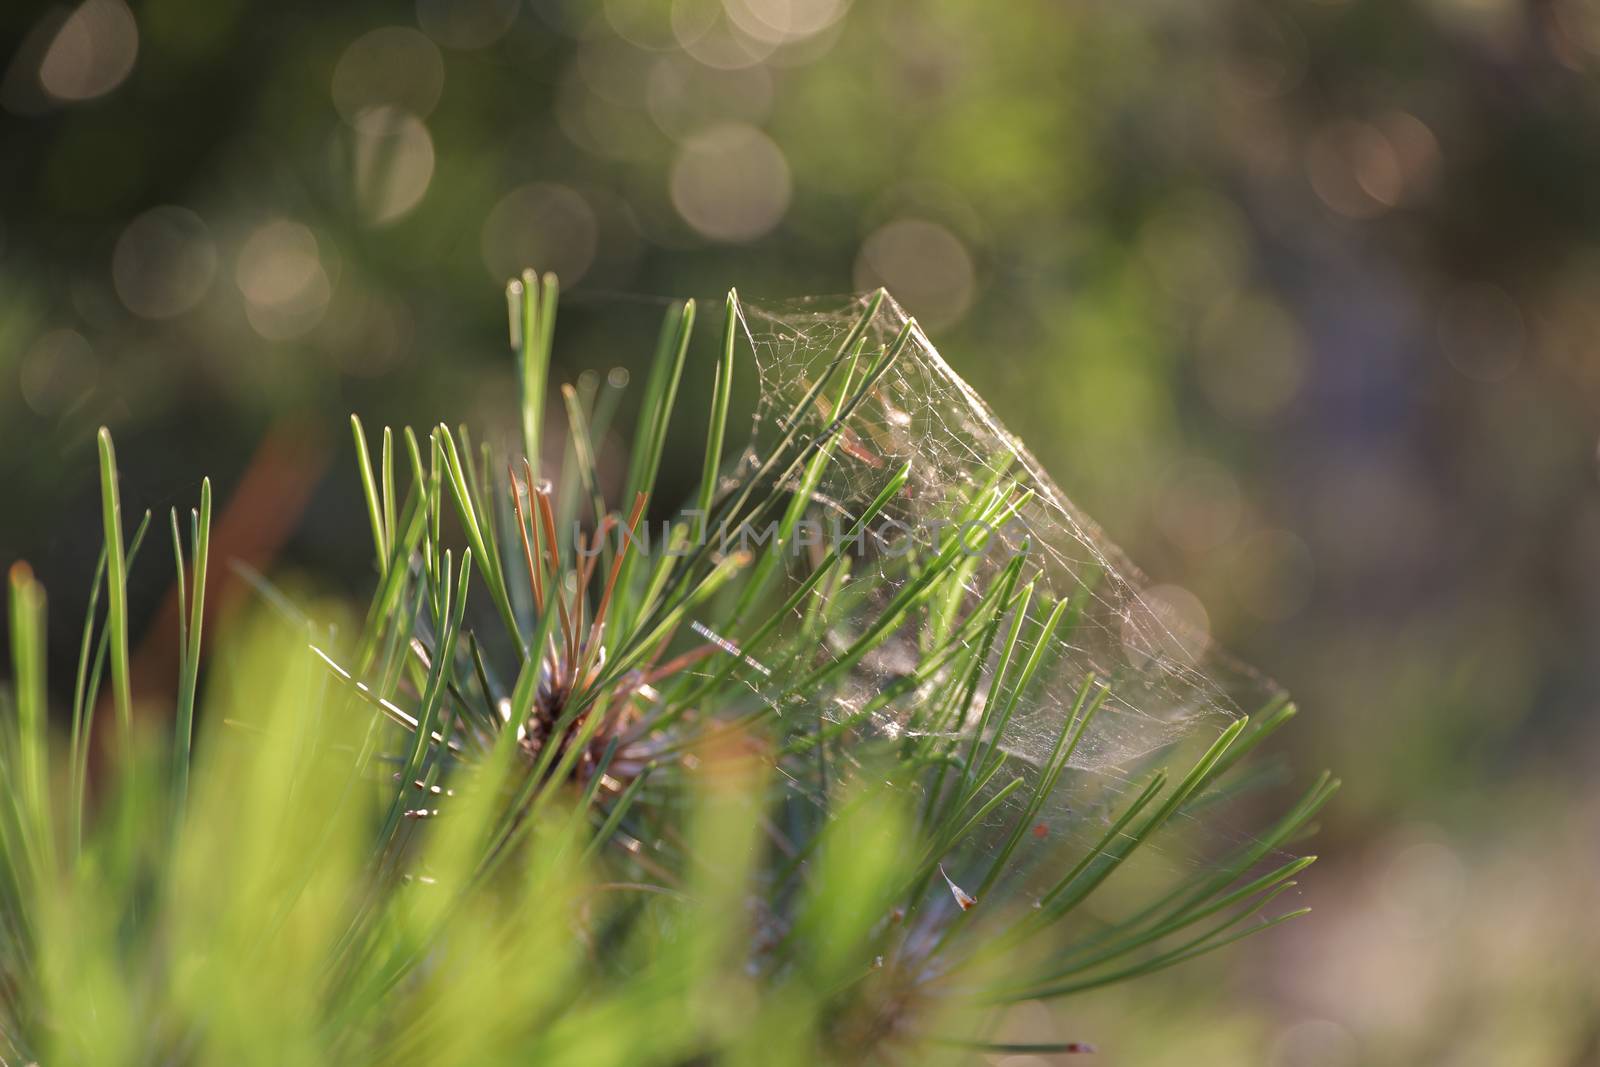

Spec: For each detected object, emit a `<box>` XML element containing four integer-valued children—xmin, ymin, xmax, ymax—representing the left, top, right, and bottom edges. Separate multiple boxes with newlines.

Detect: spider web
<box><xmin>730</xmin><ymin>291</ymin><xmax>1277</xmax><ymax>789</ymax></box>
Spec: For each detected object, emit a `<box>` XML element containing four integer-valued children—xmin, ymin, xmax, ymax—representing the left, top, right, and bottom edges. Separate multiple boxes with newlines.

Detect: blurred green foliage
<box><xmin>3</xmin><ymin>0</ymin><xmax>1599</xmax><ymax>1061</ymax></box>
<box><xmin>5</xmin><ymin>592</ymin><xmax>928</xmax><ymax>1065</ymax></box>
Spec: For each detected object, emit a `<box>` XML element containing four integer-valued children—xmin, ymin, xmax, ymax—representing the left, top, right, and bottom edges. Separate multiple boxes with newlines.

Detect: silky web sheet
<box><xmin>730</xmin><ymin>292</ymin><xmax>1276</xmax><ymax>787</ymax></box>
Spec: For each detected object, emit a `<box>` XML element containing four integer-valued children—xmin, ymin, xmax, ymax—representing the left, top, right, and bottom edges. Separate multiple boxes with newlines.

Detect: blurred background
<box><xmin>2</xmin><ymin>0</ymin><xmax>1599</xmax><ymax>1061</ymax></box>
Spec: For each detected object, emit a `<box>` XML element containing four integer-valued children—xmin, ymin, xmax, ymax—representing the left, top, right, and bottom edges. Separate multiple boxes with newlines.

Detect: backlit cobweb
<box><xmin>727</xmin><ymin>292</ymin><xmax>1280</xmax><ymax>882</ymax></box>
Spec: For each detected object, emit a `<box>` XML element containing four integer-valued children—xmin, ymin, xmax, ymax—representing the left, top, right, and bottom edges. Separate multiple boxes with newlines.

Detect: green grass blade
<box><xmin>376</xmin><ymin>548</ymin><xmax>472</xmax><ymax>854</ymax></box>
<box><xmin>67</xmin><ymin>543</ymin><xmax>108</xmax><ymax>858</ymax></box>
<box><xmin>96</xmin><ymin>427</ymin><xmax>133</xmax><ymax>752</ymax></box>
<box><xmin>70</xmin><ymin>510</ymin><xmax>151</xmax><ymax>855</ymax></box>
<box><xmin>381</xmin><ymin>427</ymin><xmax>396</xmax><ymax>568</ymax></box>
<box><xmin>611</xmin><ymin>299</ymin><xmax>695</xmax><ymax>635</ymax></box>
<box><xmin>172</xmin><ymin>478</ymin><xmax>212</xmax><ymax>826</ymax></box>
<box><xmin>624</xmin><ymin>299</ymin><xmax>696</xmax><ymax>508</ymax></box>
<box><xmin>696</xmin><ymin>291</ymin><xmax>737</xmax><ymax>530</ymax></box>
<box><xmin>507</xmin><ymin>267</ymin><xmax>560</xmax><ymax>480</ymax></box>
<box><xmin>351</xmin><ymin>415</ymin><xmax>387</xmax><ymax>574</ymax></box>
<box><xmin>435</xmin><ymin>424</ymin><xmax>521</xmax><ymax>650</ymax></box>
<box><xmin>8</xmin><ymin>563</ymin><xmax>52</xmax><ymax>874</ymax></box>
<box><xmin>560</xmin><ymin>382</ymin><xmax>610</xmax><ymax>539</ymax></box>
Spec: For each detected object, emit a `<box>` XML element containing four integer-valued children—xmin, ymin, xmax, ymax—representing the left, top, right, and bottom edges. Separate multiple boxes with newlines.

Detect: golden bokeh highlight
<box><xmin>235</xmin><ymin>220</ymin><xmax>333</xmax><ymax>340</ymax></box>
<box><xmin>480</xmin><ymin>183</ymin><xmax>599</xmax><ymax>285</ymax></box>
<box><xmin>350</xmin><ymin>108</ymin><xmax>436</xmax><ymax>225</ymax></box>
<box><xmin>38</xmin><ymin>0</ymin><xmax>138</xmax><ymax>102</ymax></box>
<box><xmin>853</xmin><ymin>219</ymin><xmax>975</xmax><ymax>331</ymax></box>
<box><xmin>112</xmin><ymin>206</ymin><xmax>217</xmax><ymax>319</ymax></box>
<box><xmin>669</xmin><ymin>122</ymin><xmax>791</xmax><ymax>241</ymax></box>
<box><xmin>331</xmin><ymin>27</ymin><xmax>445</xmax><ymax>124</ymax></box>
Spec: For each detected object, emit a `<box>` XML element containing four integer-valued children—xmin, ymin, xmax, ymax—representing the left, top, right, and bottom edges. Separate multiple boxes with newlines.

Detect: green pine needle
<box><xmin>0</xmin><ymin>274</ymin><xmax>1332</xmax><ymax>1066</ymax></box>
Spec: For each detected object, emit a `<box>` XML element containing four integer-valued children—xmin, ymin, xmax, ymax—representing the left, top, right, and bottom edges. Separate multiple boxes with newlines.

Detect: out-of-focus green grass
<box><xmin>6</xmin><ymin>579</ymin><xmax>964</xmax><ymax>1066</ymax></box>
<box><xmin>3</xmin><ymin>0</ymin><xmax>1598</xmax><ymax>1060</ymax></box>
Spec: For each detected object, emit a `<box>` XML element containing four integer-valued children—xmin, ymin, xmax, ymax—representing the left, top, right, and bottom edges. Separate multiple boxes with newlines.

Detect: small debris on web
<box><xmin>691</xmin><ymin>619</ymin><xmax>772</xmax><ymax>677</ymax></box>
<box><xmin>939</xmin><ymin>865</ymin><xmax>977</xmax><ymax>911</ymax></box>
<box><xmin>394</xmin><ymin>774</ymin><xmax>454</xmax><ymax>797</ymax></box>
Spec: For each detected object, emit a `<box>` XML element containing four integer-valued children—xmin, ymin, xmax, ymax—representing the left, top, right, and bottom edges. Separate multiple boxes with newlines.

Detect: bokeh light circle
<box><xmin>19</xmin><ymin>329</ymin><xmax>98</xmax><ymax>415</ymax></box>
<box><xmin>38</xmin><ymin>0</ymin><xmax>138</xmax><ymax>102</ymax></box>
<box><xmin>112</xmin><ymin>205</ymin><xmax>218</xmax><ymax>319</ymax></box>
<box><xmin>669</xmin><ymin>123</ymin><xmax>791</xmax><ymax>242</ymax></box>
<box><xmin>351</xmin><ymin>107</ymin><xmax>436</xmax><ymax>225</ymax></box>
<box><xmin>1155</xmin><ymin>457</ymin><xmax>1243</xmax><ymax>554</ymax></box>
<box><xmin>853</xmin><ymin>218</ymin><xmax>976</xmax><ymax>330</ymax></box>
<box><xmin>1306</xmin><ymin>120</ymin><xmax>1404</xmax><ymax>219</ymax></box>
<box><xmin>723</xmin><ymin>0</ymin><xmax>848</xmax><ymax>45</ymax></box>
<box><xmin>480</xmin><ymin>183</ymin><xmax>599</xmax><ymax>285</ymax></box>
<box><xmin>235</xmin><ymin>220</ymin><xmax>332</xmax><ymax>340</ymax></box>
<box><xmin>331</xmin><ymin>27</ymin><xmax>445</xmax><ymax>124</ymax></box>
